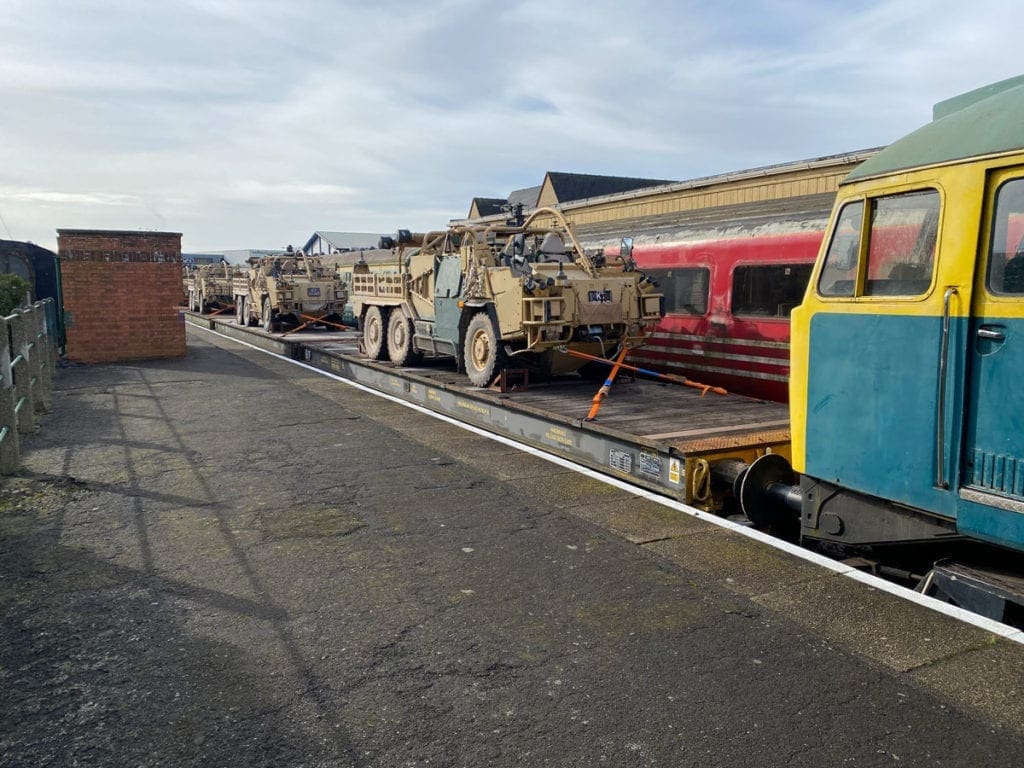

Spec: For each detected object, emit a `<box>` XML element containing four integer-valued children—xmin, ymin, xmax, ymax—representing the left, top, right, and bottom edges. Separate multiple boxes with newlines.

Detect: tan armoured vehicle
<box><xmin>233</xmin><ymin>252</ymin><xmax>348</xmax><ymax>332</ymax></box>
<box><xmin>186</xmin><ymin>261</ymin><xmax>238</xmax><ymax>314</ymax></box>
<box><xmin>349</xmin><ymin>207</ymin><xmax>664</xmax><ymax>386</ymax></box>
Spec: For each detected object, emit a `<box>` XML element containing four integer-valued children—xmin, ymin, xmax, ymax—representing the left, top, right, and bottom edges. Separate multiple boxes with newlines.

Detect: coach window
<box><xmin>986</xmin><ymin>177</ymin><xmax>1024</xmax><ymax>295</ymax></box>
<box><xmin>818</xmin><ymin>201</ymin><xmax>863</xmax><ymax>297</ymax></box>
<box><xmin>1</xmin><ymin>251</ymin><xmax>31</xmax><ymax>282</ymax></box>
<box><xmin>645</xmin><ymin>267</ymin><xmax>710</xmax><ymax>315</ymax></box>
<box><xmin>732</xmin><ymin>263</ymin><xmax>814</xmax><ymax>318</ymax></box>
<box><xmin>863</xmin><ymin>189</ymin><xmax>940</xmax><ymax>296</ymax></box>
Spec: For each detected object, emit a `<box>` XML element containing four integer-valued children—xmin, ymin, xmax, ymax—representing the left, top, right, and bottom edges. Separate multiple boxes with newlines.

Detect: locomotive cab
<box><xmin>786</xmin><ymin>75</ymin><xmax>1024</xmax><ymax>564</ymax></box>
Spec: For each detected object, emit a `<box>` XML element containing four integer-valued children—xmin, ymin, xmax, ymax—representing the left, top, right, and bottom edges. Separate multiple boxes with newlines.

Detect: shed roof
<box><xmin>572</xmin><ymin>193</ymin><xmax>836</xmax><ymax>249</ymax></box>
<box><xmin>507</xmin><ymin>185</ymin><xmax>542</xmax><ymax>208</ymax></box>
<box><xmin>470</xmin><ymin>197</ymin><xmax>506</xmax><ymax>217</ymax></box>
<box><xmin>845</xmin><ymin>74</ymin><xmax>1024</xmax><ymax>183</ymax></box>
<box><xmin>302</xmin><ymin>231</ymin><xmax>385</xmax><ymax>252</ymax></box>
<box><xmin>543</xmin><ymin>171</ymin><xmax>676</xmax><ymax>204</ymax></box>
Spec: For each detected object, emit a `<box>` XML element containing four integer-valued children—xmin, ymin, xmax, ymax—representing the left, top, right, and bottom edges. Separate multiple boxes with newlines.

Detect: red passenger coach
<box><xmin>633</xmin><ymin>231</ymin><xmax>822</xmax><ymax>402</ymax></box>
<box><xmin>579</xmin><ymin>195</ymin><xmax>834</xmax><ymax>402</ymax></box>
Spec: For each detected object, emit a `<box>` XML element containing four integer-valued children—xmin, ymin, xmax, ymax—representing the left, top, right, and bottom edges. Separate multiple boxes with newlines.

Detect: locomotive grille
<box><xmin>970</xmin><ymin>449</ymin><xmax>1024</xmax><ymax>497</ymax></box>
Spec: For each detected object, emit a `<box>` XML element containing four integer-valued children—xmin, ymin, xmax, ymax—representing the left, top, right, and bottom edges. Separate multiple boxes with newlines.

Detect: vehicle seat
<box><xmin>536</xmin><ymin>233</ymin><xmax>566</xmax><ymax>263</ymax></box>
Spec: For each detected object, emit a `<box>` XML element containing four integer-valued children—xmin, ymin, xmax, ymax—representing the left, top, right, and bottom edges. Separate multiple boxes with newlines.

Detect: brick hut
<box><xmin>57</xmin><ymin>229</ymin><xmax>186</xmax><ymax>364</ymax></box>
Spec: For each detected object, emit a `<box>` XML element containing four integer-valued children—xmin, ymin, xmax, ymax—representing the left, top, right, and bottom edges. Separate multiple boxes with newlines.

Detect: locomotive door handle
<box><xmin>977</xmin><ymin>325</ymin><xmax>1006</xmax><ymax>342</ymax></box>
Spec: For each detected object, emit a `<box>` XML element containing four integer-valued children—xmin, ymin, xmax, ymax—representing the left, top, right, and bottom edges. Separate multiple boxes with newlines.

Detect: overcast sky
<box><xmin>1</xmin><ymin>0</ymin><xmax>1021</xmax><ymax>253</ymax></box>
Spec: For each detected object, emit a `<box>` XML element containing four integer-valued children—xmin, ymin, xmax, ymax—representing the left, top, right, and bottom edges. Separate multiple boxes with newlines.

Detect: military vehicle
<box><xmin>186</xmin><ymin>261</ymin><xmax>238</xmax><ymax>314</ymax></box>
<box><xmin>233</xmin><ymin>252</ymin><xmax>348</xmax><ymax>332</ymax></box>
<box><xmin>348</xmin><ymin>207</ymin><xmax>664</xmax><ymax>386</ymax></box>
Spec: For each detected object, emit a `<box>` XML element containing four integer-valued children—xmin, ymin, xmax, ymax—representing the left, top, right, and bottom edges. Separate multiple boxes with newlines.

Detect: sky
<box><xmin>1</xmin><ymin>0</ymin><xmax>1022</xmax><ymax>254</ymax></box>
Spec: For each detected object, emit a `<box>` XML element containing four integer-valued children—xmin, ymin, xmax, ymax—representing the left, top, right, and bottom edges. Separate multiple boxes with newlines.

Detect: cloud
<box><xmin>2</xmin><ymin>0</ymin><xmax>1024</xmax><ymax>252</ymax></box>
<box><xmin>0</xmin><ymin>190</ymin><xmax>140</xmax><ymax>207</ymax></box>
<box><xmin>221</xmin><ymin>181</ymin><xmax>358</xmax><ymax>204</ymax></box>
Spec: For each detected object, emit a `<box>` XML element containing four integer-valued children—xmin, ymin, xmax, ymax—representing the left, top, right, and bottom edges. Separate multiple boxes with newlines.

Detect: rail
<box><xmin>0</xmin><ymin>299</ymin><xmax>58</xmax><ymax>474</ymax></box>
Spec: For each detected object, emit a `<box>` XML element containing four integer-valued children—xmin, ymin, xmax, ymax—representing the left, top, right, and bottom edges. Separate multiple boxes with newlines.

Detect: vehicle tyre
<box><xmin>464</xmin><ymin>312</ymin><xmax>507</xmax><ymax>387</ymax></box>
<box><xmin>262</xmin><ymin>297</ymin><xmax>277</xmax><ymax>333</ymax></box>
<box><xmin>363</xmin><ymin>305</ymin><xmax>390</xmax><ymax>360</ymax></box>
<box><xmin>386</xmin><ymin>308</ymin><xmax>422</xmax><ymax>366</ymax></box>
<box><xmin>237</xmin><ymin>296</ymin><xmax>248</xmax><ymax>326</ymax></box>
<box><xmin>188</xmin><ymin>289</ymin><xmax>197</xmax><ymax>312</ymax></box>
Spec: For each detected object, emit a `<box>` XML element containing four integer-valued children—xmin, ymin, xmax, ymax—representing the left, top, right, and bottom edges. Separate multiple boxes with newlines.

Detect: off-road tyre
<box><xmin>363</xmin><ymin>306</ymin><xmax>390</xmax><ymax>360</ymax></box>
<box><xmin>386</xmin><ymin>308</ymin><xmax>422</xmax><ymax>366</ymax></box>
<box><xmin>262</xmin><ymin>297</ymin><xmax>277</xmax><ymax>333</ymax></box>
<box><xmin>464</xmin><ymin>312</ymin><xmax>508</xmax><ymax>387</ymax></box>
<box><xmin>236</xmin><ymin>296</ymin><xmax>246</xmax><ymax>325</ymax></box>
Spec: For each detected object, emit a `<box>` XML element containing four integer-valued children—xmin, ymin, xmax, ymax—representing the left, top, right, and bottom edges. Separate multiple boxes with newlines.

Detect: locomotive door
<box><xmin>803</xmin><ymin>187</ymin><xmax>957</xmax><ymax>518</ymax></box>
<box><xmin>958</xmin><ymin>168</ymin><xmax>1024</xmax><ymax>545</ymax></box>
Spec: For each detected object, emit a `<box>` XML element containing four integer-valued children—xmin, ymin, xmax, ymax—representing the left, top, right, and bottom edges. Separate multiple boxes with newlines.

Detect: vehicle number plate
<box><xmin>588</xmin><ymin>290</ymin><xmax>613</xmax><ymax>303</ymax></box>
<box><xmin>307</xmin><ymin>287</ymin><xmax>321</xmax><ymax>297</ymax></box>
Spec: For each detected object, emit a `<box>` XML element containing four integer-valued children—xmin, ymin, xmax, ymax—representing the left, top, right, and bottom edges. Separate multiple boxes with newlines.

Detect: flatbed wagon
<box><xmin>184</xmin><ymin>310</ymin><xmax>788</xmax><ymax>510</ymax></box>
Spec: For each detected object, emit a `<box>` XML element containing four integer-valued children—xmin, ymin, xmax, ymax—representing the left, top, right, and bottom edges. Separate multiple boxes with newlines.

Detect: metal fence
<box><xmin>0</xmin><ymin>299</ymin><xmax>58</xmax><ymax>474</ymax></box>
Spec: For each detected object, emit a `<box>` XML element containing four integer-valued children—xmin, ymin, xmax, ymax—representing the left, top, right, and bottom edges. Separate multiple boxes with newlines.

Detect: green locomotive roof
<box><xmin>844</xmin><ymin>74</ymin><xmax>1024</xmax><ymax>184</ymax></box>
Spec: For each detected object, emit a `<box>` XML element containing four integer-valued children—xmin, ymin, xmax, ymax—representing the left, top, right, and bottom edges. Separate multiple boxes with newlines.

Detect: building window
<box><xmin>1</xmin><ymin>252</ymin><xmax>31</xmax><ymax>282</ymax></box>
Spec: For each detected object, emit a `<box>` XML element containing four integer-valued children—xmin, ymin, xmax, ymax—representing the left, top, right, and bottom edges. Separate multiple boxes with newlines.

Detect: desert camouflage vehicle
<box><xmin>349</xmin><ymin>207</ymin><xmax>664</xmax><ymax>386</ymax></box>
<box><xmin>186</xmin><ymin>261</ymin><xmax>239</xmax><ymax>314</ymax></box>
<box><xmin>233</xmin><ymin>252</ymin><xmax>348</xmax><ymax>332</ymax></box>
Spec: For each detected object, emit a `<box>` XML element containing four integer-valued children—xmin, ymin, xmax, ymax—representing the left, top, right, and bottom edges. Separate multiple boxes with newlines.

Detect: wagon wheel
<box><xmin>386</xmin><ymin>308</ymin><xmax>422</xmax><ymax>366</ymax></box>
<box><xmin>464</xmin><ymin>312</ymin><xmax>508</xmax><ymax>387</ymax></box>
<box><xmin>362</xmin><ymin>306</ymin><xmax>390</xmax><ymax>360</ymax></box>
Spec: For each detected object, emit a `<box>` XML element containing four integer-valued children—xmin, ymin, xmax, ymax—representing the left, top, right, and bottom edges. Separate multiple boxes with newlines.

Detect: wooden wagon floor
<box><xmin>309</xmin><ymin>335</ymin><xmax>790</xmax><ymax>449</ymax></box>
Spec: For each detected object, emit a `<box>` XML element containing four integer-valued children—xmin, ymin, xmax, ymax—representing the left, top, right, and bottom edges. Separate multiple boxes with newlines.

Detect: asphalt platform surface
<box><xmin>2</xmin><ymin>327</ymin><xmax>1024</xmax><ymax>767</ymax></box>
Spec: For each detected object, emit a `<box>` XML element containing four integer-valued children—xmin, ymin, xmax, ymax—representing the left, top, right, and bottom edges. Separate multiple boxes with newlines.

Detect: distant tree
<box><xmin>0</xmin><ymin>274</ymin><xmax>31</xmax><ymax>316</ymax></box>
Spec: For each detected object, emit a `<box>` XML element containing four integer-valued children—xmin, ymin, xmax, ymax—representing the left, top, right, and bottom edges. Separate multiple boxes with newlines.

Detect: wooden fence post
<box><xmin>0</xmin><ymin>315</ymin><xmax>22</xmax><ymax>473</ymax></box>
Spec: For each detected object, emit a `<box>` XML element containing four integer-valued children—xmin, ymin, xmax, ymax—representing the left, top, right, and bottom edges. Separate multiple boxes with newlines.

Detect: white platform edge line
<box><xmin>195</xmin><ymin>324</ymin><xmax>1024</xmax><ymax>646</ymax></box>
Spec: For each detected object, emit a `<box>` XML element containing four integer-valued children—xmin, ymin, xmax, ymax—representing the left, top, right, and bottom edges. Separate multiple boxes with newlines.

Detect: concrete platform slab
<box><xmin>3</xmin><ymin>329</ymin><xmax>1023</xmax><ymax>766</ymax></box>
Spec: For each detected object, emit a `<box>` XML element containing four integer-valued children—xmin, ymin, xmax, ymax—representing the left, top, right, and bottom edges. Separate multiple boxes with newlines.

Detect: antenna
<box><xmin>0</xmin><ymin>209</ymin><xmax>13</xmax><ymax>240</ymax></box>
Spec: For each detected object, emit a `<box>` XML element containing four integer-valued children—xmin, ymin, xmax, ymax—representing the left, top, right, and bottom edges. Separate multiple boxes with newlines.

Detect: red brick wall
<box><xmin>57</xmin><ymin>230</ymin><xmax>186</xmax><ymax>364</ymax></box>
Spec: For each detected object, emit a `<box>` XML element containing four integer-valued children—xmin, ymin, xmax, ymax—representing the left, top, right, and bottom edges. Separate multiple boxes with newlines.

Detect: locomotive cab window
<box><xmin>818</xmin><ymin>190</ymin><xmax>940</xmax><ymax>298</ymax></box>
<box><xmin>732</xmin><ymin>263</ymin><xmax>813</xmax><ymax>318</ymax></box>
<box><xmin>986</xmin><ymin>177</ymin><xmax>1024</xmax><ymax>295</ymax></box>
<box><xmin>818</xmin><ymin>201</ymin><xmax>863</xmax><ymax>297</ymax></box>
<box><xmin>644</xmin><ymin>267</ymin><xmax>709</xmax><ymax>315</ymax></box>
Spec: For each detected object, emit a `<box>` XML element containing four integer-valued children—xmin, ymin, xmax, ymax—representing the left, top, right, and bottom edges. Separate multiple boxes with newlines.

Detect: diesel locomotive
<box><xmin>735</xmin><ymin>74</ymin><xmax>1024</xmax><ymax>618</ymax></box>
